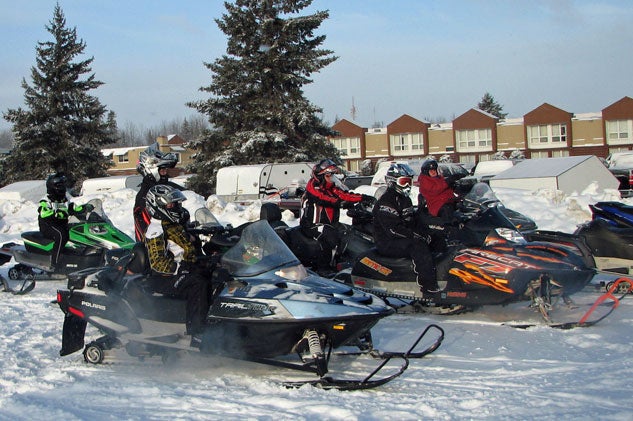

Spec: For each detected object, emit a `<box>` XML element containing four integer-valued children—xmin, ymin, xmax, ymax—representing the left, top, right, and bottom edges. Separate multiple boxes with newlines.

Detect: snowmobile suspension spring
<box><xmin>303</xmin><ymin>329</ymin><xmax>323</xmax><ymax>358</ymax></box>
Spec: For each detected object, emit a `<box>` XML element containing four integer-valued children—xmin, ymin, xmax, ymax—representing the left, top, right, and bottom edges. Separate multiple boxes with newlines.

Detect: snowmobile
<box><xmin>56</xmin><ymin>215</ymin><xmax>444</xmax><ymax>390</ymax></box>
<box><xmin>337</xmin><ymin>183</ymin><xmax>597</xmax><ymax>322</ymax></box>
<box><xmin>0</xmin><ymin>198</ymin><xmax>135</xmax><ymax>294</ymax></box>
<box><xmin>272</xmin><ymin>201</ymin><xmax>375</xmax><ymax>273</ymax></box>
<box><xmin>279</xmin><ymin>184</ymin><xmax>536</xmax><ymax>275</ymax></box>
<box><xmin>525</xmin><ymin>201</ymin><xmax>633</xmax><ymax>293</ymax></box>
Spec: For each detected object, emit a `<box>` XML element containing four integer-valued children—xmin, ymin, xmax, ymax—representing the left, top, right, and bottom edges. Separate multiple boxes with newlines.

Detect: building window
<box><xmin>551</xmin><ymin>149</ymin><xmax>569</xmax><ymax>158</ymax></box>
<box><xmin>332</xmin><ymin>137</ymin><xmax>361</xmax><ymax>158</ymax></box>
<box><xmin>390</xmin><ymin>133</ymin><xmax>424</xmax><ymax>156</ymax></box>
<box><xmin>606</xmin><ymin>119</ymin><xmax>633</xmax><ymax>144</ymax></box>
<box><xmin>117</xmin><ymin>153</ymin><xmax>129</xmax><ymax>163</ymax></box>
<box><xmin>455</xmin><ymin>129</ymin><xmax>492</xmax><ymax>152</ymax></box>
<box><xmin>527</xmin><ymin>124</ymin><xmax>567</xmax><ymax>148</ymax></box>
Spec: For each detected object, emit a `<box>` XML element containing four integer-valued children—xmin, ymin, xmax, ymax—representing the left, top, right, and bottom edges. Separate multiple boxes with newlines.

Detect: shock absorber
<box><xmin>303</xmin><ymin>329</ymin><xmax>323</xmax><ymax>359</ymax></box>
<box><xmin>302</xmin><ymin>329</ymin><xmax>328</xmax><ymax>377</ymax></box>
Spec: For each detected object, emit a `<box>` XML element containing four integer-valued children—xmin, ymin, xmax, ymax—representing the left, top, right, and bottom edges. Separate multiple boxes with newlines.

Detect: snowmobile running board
<box><xmin>279</xmin><ymin>324</ymin><xmax>445</xmax><ymax>391</ymax></box>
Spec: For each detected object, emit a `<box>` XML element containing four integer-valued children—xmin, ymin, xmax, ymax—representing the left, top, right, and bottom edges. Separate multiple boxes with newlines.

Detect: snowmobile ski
<box><xmin>506</xmin><ymin>277</ymin><xmax>633</xmax><ymax>329</ymax></box>
<box><xmin>282</xmin><ymin>324</ymin><xmax>445</xmax><ymax>390</ymax></box>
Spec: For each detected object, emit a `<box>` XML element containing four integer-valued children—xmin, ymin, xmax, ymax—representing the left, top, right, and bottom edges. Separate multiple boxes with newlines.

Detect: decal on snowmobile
<box><xmin>454</xmin><ymin>249</ymin><xmax>540</xmax><ymax>274</ymax></box>
<box><xmin>359</xmin><ymin>256</ymin><xmax>393</xmax><ymax>276</ymax></box>
<box><xmin>81</xmin><ymin>300</ymin><xmax>106</xmax><ymax>311</ymax></box>
<box><xmin>449</xmin><ymin>264</ymin><xmax>513</xmax><ymax>293</ymax></box>
<box><xmin>213</xmin><ymin>298</ymin><xmax>273</xmax><ymax>318</ymax></box>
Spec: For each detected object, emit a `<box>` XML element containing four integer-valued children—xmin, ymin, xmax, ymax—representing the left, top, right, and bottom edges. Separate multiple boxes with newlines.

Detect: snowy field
<box><xmin>1</xmin><ymin>183</ymin><xmax>632</xmax><ymax>420</ymax></box>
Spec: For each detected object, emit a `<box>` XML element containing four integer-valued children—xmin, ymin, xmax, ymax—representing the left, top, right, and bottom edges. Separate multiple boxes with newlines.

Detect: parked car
<box><xmin>606</xmin><ymin>152</ymin><xmax>633</xmax><ymax>197</ymax></box>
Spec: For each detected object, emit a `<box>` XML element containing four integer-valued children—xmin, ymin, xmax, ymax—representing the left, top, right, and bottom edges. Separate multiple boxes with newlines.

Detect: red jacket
<box><xmin>300</xmin><ymin>178</ymin><xmax>362</xmax><ymax>226</ymax></box>
<box><xmin>418</xmin><ymin>174</ymin><xmax>456</xmax><ymax>216</ymax></box>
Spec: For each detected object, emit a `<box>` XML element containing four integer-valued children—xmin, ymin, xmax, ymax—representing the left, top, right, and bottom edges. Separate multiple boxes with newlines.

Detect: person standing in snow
<box><xmin>133</xmin><ymin>144</ymin><xmax>183</xmax><ymax>242</ymax></box>
<box><xmin>300</xmin><ymin>158</ymin><xmax>374</xmax><ymax>274</ymax></box>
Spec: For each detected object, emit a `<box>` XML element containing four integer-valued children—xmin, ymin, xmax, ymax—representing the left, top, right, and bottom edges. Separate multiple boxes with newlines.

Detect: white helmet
<box><xmin>137</xmin><ymin>144</ymin><xmax>178</xmax><ymax>182</ymax></box>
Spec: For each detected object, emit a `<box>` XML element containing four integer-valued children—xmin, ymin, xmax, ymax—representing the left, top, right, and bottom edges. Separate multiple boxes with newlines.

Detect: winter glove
<box><xmin>54</xmin><ymin>209</ymin><xmax>69</xmax><ymax>219</ymax></box>
<box><xmin>340</xmin><ymin>200</ymin><xmax>355</xmax><ymax>209</ymax></box>
<box><xmin>361</xmin><ymin>194</ymin><xmax>376</xmax><ymax>207</ymax></box>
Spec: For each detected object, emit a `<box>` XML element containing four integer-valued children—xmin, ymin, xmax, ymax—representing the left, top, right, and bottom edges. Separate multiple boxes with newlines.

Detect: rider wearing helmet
<box><xmin>373</xmin><ymin>163</ymin><xmax>439</xmax><ymax>295</ymax></box>
<box><xmin>300</xmin><ymin>158</ymin><xmax>374</xmax><ymax>274</ymax></box>
<box><xmin>38</xmin><ymin>172</ymin><xmax>93</xmax><ymax>270</ymax></box>
<box><xmin>418</xmin><ymin>159</ymin><xmax>457</xmax><ymax>221</ymax></box>
<box><xmin>133</xmin><ymin>143</ymin><xmax>183</xmax><ymax>241</ymax></box>
<box><xmin>144</xmin><ymin>184</ymin><xmax>209</xmax><ymax>346</ymax></box>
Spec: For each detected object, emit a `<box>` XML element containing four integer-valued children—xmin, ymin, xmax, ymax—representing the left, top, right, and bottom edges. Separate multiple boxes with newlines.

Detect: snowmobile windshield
<box><xmin>221</xmin><ymin>220</ymin><xmax>302</xmax><ymax>277</ymax></box>
<box><xmin>462</xmin><ymin>183</ymin><xmax>499</xmax><ymax>209</ymax></box>
<box><xmin>193</xmin><ymin>207</ymin><xmax>223</xmax><ymax>230</ymax></box>
<box><xmin>69</xmin><ymin>199</ymin><xmax>106</xmax><ymax>224</ymax></box>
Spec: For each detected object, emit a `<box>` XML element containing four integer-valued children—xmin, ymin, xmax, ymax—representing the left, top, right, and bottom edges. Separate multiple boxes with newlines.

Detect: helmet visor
<box><xmin>160</xmin><ymin>189</ymin><xmax>186</xmax><ymax>206</ymax></box>
<box><xmin>396</xmin><ymin>176</ymin><xmax>412</xmax><ymax>188</ymax></box>
<box><xmin>319</xmin><ymin>166</ymin><xmax>340</xmax><ymax>176</ymax></box>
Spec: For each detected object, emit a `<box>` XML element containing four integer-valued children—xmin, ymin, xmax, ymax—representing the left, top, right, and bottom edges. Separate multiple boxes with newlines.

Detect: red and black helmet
<box><xmin>311</xmin><ymin>159</ymin><xmax>340</xmax><ymax>183</ymax></box>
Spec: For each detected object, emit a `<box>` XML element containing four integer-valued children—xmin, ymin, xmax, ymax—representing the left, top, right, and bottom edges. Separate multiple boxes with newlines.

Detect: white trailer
<box><xmin>80</xmin><ymin>175</ymin><xmax>144</xmax><ymax>196</ymax></box>
<box><xmin>215</xmin><ymin>162</ymin><xmax>312</xmax><ymax>202</ymax></box>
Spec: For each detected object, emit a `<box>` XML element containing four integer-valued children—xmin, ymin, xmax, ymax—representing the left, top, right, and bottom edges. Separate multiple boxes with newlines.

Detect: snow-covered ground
<box><xmin>1</xmin><ymin>182</ymin><xmax>632</xmax><ymax>420</ymax></box>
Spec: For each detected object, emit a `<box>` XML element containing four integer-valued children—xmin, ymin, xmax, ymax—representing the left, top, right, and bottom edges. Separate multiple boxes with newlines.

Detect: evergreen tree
<box><xmin>187</xmin><ymin>0</ymin><xmax>339</xmax><ymax>195</ymax></box>
<box><xmin>477</xmin><ymin>92</ymin><xmax>508</xmax><ymax>119</ymax></box>
<box><xmin>2</xmin><ymin>4</ymin><xmax>117</xmax><ymax>188</ymax></box>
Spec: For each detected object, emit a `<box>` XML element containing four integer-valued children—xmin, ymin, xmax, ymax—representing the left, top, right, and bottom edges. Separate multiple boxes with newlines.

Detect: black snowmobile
<box><xmin>526</xmin><ymin>201</ymin><xmax>633</xmax><ymax>293</ymax></box>
<box><xmin>57</xmin><ymin>213</ymin><xmax>444</xmax><ymax>390</ymax></box>
<box><xmin>0</xmin><ymin>199</ymin><xmax>135</xmax><ymax>294</ymax></box>
<box><xmin>275</xmin><ymin>201</ymin><xmax>375</xmax><ymax>273</ymax></box>
<box><xmin>337</xmin><ymin>183</ymin><xmax>597</xmax><ymax>322</ymax></box>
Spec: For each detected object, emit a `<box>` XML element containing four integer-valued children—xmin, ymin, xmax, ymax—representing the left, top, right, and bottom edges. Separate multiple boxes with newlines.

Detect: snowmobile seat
<box><xmin>128</xmin><ymin>242</ymin><xmax>150</xmax><ymax>275</ymax></box>
<box><xmin>260</xmin><ymin>202</ymin><xmax>289</xmax><ymax>230</ymax></box>
<box><xmin>22</xmin><ymin>231</ymin><xmax>55</xmax><ymax>254</ymax></box>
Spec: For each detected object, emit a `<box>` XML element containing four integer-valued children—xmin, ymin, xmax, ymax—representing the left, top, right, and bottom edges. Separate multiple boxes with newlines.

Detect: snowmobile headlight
<box><xmin>495</xmin><ymin>228</ymin><xmax>526</xmax><ymax>244</ymax></box>
<box><xmin>275</xmin><ymin>264</ymin><xmax>308</xmax><ymax>281</ymax></box>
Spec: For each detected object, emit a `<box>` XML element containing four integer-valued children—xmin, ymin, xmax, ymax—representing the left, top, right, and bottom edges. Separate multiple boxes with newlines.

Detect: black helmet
<box><xmin>311</xmin><ymin>158</ymin><xmax>339</xmax><ymax>184</ymax></box>
<box><xmin>137</xmin><ymin>144</ymin><xmax>178</xmax><ymax>182</ymax></box>
<box><xmin>385</xmin><ymin>163</ymin><xmax>415</xmax><ymax>196</ymax></box>
<box><xmin>145</xmin><ymin>184</ymin><xmax>187</xmax><ymax>224</ymax></box>
<box><xmin>46</xmin><ymin>172</ymin><xmax>67</xmax><ymax>199</ymax></box>
<box><xmin>421</xmin><ymin>159</ymin><xmax>439</xmax><ymax>176</ymax></box>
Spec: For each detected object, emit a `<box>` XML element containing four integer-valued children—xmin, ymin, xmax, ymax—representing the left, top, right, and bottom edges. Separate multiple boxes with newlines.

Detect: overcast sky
<box><xmin>2</xmin><ymin>0</ymin><xmax>633</xmax><ymax>132</ymax></box>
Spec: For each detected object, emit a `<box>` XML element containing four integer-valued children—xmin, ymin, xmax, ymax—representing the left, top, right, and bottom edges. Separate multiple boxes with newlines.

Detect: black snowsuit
<box><xmin>144</xmin><ymin>218</ymin><xmax>210</xmax><ymax>335</ymax></box>
<box><xmin>372</xmin><ymin>187</ymin><xmax>438</xmax><ymax>292</ymax></box>
<box><xmin>38</xmin><ymin>194</ymin><xmax>85</xmax><ymax>267</ymax></box>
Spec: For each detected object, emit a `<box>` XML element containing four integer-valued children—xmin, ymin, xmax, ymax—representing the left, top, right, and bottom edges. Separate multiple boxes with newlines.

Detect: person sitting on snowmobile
<box><xmin>373</xmin><ymin>163</ymin><xmax>439</xmax><ymax>295</ymax></box>
<box><xmin>300</xmin><ymin>158</ymin><xmax>375</xmax><ymax>275</ymax></box>
<box><xmin>418</xmin><ymin>159</ymin><xmax>458</xmax><ymax>222</ymax></box>
<box><xmin>38</xmin><ymin>172</ymin><xmax>93</xmax><ymax>271</ymax></box>
<box><xmin>133</xmin><ymin>144</ymin><xmax>183</xmax><ymax>241</ymax></box>
<box><xmin>143</xmin><ymin>184</ymin><xmax>209</xmax><ymax>347</ymax></box>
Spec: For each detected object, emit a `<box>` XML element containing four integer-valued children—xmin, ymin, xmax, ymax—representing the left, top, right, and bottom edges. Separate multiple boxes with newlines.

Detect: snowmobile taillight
<box><xmin>68</xmin><ymin>306</ymin><xmax>85</xmax><ymax>319</ymax></box>
<box><xmin>332</xmin><ymin>323</ymin><xmax>346</xmax><ymax>331</ymax></box>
